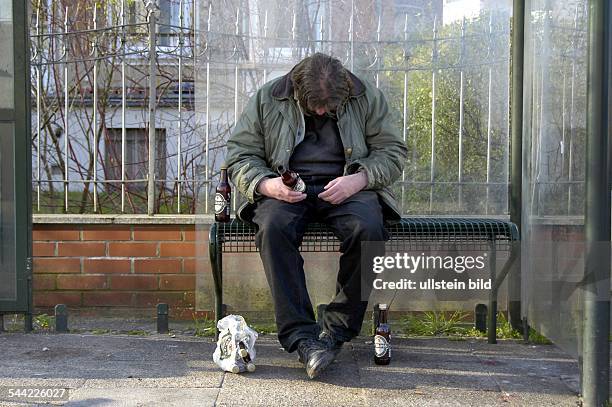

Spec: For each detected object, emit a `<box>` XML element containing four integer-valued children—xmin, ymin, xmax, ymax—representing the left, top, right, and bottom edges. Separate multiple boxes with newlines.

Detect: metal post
<box><xmin>63</xmin><ymin>7</ymin><xmax>69</xmax><ymax>213</ymax></box>
<box><xmin>372</xmin><ymin>303</ymin><xmax>380</xmax><ymax>335</ymax></box>
<box><xmin>349</xmin><ymin>0</ymin><xmax>354</xmax><ymax>72</ymax></box>
<box><xmin>582</xmin><ymin>0</ymin><xmax>610</xmax><ymax>404</ymax></box>
<box><xmin>509</xmin><ymin>0</ymin><xmax>525</xmax><ymax>332</ymax></box>
<box><xmin>328</xmin><ymin>0</ymin><xmax>333</xmax><ymax>55</ymax></box>
<box><xmin>318</xmin><ymin>14</ymin><xmax>324</xmax><ymax>55</ymax></box>
<box><xmin>232</xmin><ymin>8</ymin><xmax>239</xmax><ymax>212</ymax></box>
<box><xmin>487</xmin><ymin>240</ymin><xmax>497</xmax><ymax>344</ymax></box>
<box><xmin>401</xmin><ymin>14</ymin><xmax>408</xmax><ymax>213</ymax></box>
<box><xmin>121</xmin><ymin>0</ymin><xmax>126</xmax><ymax>213</ymax></box>
<box><xmin>25</xmin><ymin>258</ymin><xmax>33</xmax><ymax>332</ymax></box>
<box><xmin>567</xmin><ymin>5</ymin><xmax>580</xmax><ymax>215</ymax></box>
<box><xmin>291</xmin><ymin>11</ymin><xmax>296</xmax><ymax>58</ymax></box>
<box><xmin>35</xmin><ymin>2</ymin><xmax>41</xmax><ymax>212</ymax></box>
<box><xmin>457</xmin><ymin>18</ymin><xmax>466</xmax><ymax>212</ymax></box>
<box><xmin>430</xmin><ymin>16</ymin><xmax>438</xmax><ymax>213</ymax></box>
<box><xmin>263</xmin><ymin>11</ymin><xmax>269</xmax><ymax>83</ymax></box>
<box><xmin>177</xmin><ymin>0</ymin><xmax>184</xmax><ymax>213</ymax></box>
<box><xmin>375</xmin><ymin>15</ymin><xmax>381</xmax><ymax>88</ymax></box>
<box><xmin>204</xmin><ymin>4</ymin><xmax>211</xmax><ymax>214</ymax></box>
<box><xmin>485</xmin><ymin>14</ymin><xmax>493</xmax><ymax>215</ymax></box>
<box><xmin>147</xmin><ymin>2</ymin><xmax>158</xmax><ymax>216</ymax></box>
<box><xmin>92</xmin><ymin>4</ymin><xmax>98</xmax><ymax>213</ymax></box>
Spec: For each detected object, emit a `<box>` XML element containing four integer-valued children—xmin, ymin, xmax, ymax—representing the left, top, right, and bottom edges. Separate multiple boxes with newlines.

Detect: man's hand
<box><xmin>318</xmin><ymin>172</ymin><xmax>368</xmax><ymax>205</ymax></box>
<box><xmin>257</xmin><ymin>177</ymin><xmax>306</xmax><ymax>203</ymax></box>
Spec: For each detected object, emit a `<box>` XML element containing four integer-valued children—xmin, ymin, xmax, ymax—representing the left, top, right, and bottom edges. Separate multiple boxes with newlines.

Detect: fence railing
<box><xmin>30</xmin><ymin>0</ymin><xmax>524</xmax><ymax>216</ymax></box>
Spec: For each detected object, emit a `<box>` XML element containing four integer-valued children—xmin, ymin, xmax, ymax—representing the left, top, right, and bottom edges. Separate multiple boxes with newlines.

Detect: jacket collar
<box><xmin>271</xmin><ymin>66</ymin><xmax>366</xmax><ymax>101</ymax></box>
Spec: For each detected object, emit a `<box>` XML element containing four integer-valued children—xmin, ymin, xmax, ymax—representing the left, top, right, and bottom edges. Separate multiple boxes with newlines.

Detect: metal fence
<box><xmin>31</xmin><ymin>0</ymin><xmax>198</xmax><ymax>214</ymax></box>
<box><xmin>31</xmin><ymin>0</ymin><xmax>516</xmax><ymax>216</ymax></box>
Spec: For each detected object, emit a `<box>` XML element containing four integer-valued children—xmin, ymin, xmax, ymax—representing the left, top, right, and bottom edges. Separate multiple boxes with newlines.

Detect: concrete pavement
<box><xmin>0</xmin><ymin>327</ymin><xmax>585</xmax><ymax>406</ymax></box>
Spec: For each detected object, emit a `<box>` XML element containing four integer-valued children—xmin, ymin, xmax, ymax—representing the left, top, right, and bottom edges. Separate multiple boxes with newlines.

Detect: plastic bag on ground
<box><xmin>213</xmin><ymin>315</ymin><xmax>259</xmax><ymax>373</ymax></box>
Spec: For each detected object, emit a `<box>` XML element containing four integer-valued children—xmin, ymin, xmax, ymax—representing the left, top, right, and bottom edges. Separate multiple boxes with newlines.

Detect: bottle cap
<box><xmin>379</xmin><ymin>304</ymin><xmax>388</xmax><ymax>310</ymax></box>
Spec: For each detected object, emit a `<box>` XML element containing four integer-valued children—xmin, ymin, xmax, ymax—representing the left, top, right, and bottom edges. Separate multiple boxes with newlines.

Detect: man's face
<box><xmin>313</xmin><ymin>106</ymin><xmax>328</xmax><ymax>116</ymax></box>
<box><xmin>306</xmin><ymin>104</ymin><xmax>337</xmax><ymax>119</ymax></box>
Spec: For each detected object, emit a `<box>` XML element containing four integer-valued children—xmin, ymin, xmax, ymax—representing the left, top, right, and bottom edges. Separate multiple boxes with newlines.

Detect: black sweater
<box><xmin>289</xmin><ymin>114</ymin><xmax>345</xmax><ymax>185</ymax></box>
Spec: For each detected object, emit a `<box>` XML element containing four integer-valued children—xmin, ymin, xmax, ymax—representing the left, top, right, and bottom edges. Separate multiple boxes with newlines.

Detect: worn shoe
<box><xmin>296</xmin><ymin>338</ymin><xmax>337</xmax><ymax>379</ymax></box>
<box><xmin>318</xmin><ymin>330</ymin><xmax>344</xmax><ymax>356</ymax></box>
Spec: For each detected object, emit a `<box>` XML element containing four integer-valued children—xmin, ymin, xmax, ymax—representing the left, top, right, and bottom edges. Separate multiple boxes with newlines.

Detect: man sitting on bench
<box><xmin>225</xmin><ymin>53</ymin><xmax>407</xmax><ymax>379</ymax></box>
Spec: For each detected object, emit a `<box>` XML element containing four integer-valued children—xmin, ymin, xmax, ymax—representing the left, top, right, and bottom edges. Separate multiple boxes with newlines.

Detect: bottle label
<box><xmin>214</xmin><ymin>193</ymin><xmax>228</xmax><ymax>215</ymax></box>
<box><xmin>374</xmin><ymin>334</ymin><xmax>390</xmax><ymax>358</ymax></box>
<box><xmin>293</xmin><ymin>177</ymin><xmax>306</xmax><ymax>193</ymax></box>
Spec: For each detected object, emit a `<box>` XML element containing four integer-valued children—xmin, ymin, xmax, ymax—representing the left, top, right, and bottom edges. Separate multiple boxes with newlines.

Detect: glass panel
<box><xmin>0</xmin><ymin>0</ymin><xmax>13</xmax><ymax>110</ymax></box>
<box><xmin>0</xmin><ymin>122</ymin><xmax>16</xmax><ymax>301</ymax></box>
<box><xmin>195</xmin><ymin>0</ymin><xmax>512</xmax><ymax>217</ymax></box>
<box><xmin>522</xmin><ymin>0</ymin><xmax>588</xmax><ymax>358</ymax></box>
<box><xmin>195</xmin><ymin>0</ymin><xmax>513</xmax><ymax>312</ymax></box>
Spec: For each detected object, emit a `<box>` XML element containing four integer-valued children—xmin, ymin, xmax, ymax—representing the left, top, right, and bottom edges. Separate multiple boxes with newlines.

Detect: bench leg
<box><xmin>487</xmin><ymin>242</ymin><xmax>521</xmax><ymax>344</ymax></box>
<box><xmin>488</xmin><ymin>242</ymin><xmax>497</xmax><ymax>344</ymax></box>
<box><xmin>209</xmin><ymin>223</ymin><xmax>223</xmax><ymax>340</ymax></box>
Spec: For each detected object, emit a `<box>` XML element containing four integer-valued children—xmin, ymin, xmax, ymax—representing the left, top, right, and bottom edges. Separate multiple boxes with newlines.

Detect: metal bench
<box><xmin>209</xmin><ymin>218</ymin><xmax>520</xmax><ymax>343</ymax></box>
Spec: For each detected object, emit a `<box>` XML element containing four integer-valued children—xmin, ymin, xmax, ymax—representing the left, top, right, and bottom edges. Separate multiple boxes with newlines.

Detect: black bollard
<box><xmin>474</xmin><ymin>304</ymin><xmax>487</xmax><ymax>333</ymax></box>
<box><xmin>372</xmin><ymin>303</ymin><xmax>381</xmax><ymax>335</ymax></box>
<box><xmin>522</xmin><ymin>317</ymin><xmax>530</xmax><ymax>343</ymax></box>
<box><xmin>157</xmin><ymin>303</ymin><xmax>169</xmax><ymax>334</ymax></box>
<box><xmin>55</xmin><ymin>304</ymin><xmax>69</xmax><ymax>333</ymax></box>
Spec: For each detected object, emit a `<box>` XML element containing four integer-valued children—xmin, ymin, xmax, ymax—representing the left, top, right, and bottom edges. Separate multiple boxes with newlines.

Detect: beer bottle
<box><xmin>374</xmin><ymin>303</ymin><xmax>391</xmax><ymax>365</ymax></box>
<box><xmin>277</xmin><ymin>165</ymin><xmax>306</xmax><ymax>193</ymax></box>
<box><xmin>215</xmin><ymin>167</ymin><xmax>231</xmax><ymax>222</ymax></box>
<box><xmin>238</xmin><ymin>341</ymin><xmax>256</xmax><ymax>372</ymax></box>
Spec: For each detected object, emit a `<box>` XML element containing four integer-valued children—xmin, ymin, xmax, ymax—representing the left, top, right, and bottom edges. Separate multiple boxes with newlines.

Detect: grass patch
<box><xmin>447</xmin><ymin>336</ymin><xmax>467</xmax><ymax>341</ymax></box>
<box><xmin>495</xmin><ymin>312</ymin><xmax>522</xmax><ymax>340</ymax></box>
<box><xmin>399</xmin><ymin>311</ymin><xmax>551</xmax><ymax>343</ymax></box>
<box><xmin>401</xmin><ymin>311</ymin><xmax>469</xmax><ymax>336</ymax></box>
<box><xmin>90</xmin><ymin>329</ymin><xmax>112</xmax><ymax>335</ymax></box>
<box><xmin>250</xmin><ymin>322</ymin><xmax>277</xmax><ymax>335</ymax></box>
<box><xmin>34</xmin><ymin>314</ymin><xmax>54</xmax><ymax>331</ymax></box>
<box><xmin>125</xmin><ymin>329</ymin><xmax>149</xmax><ymax>336</ymax></box>
<box><xmin>193</xmin><ymin>316</ymin><xmax>216</xmax><ymax>337</ymax></box>
<box><xmin>528</xmin><ymin>328</ymin><xmax>552</xmax><ymax>344</ymax></box>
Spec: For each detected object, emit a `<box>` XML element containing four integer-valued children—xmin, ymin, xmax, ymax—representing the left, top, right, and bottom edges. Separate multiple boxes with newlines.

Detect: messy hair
<box><xmin>291</xmin><ymin>53</ymin><xmax>352</xmax><ymax>115</ymax></box>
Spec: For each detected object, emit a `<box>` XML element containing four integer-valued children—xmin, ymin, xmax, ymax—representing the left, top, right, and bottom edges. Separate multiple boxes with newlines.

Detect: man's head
<box><xmin>291</xmin><ymin>53</ymin><xmax>352</xmax><ymax>117</ymax></box>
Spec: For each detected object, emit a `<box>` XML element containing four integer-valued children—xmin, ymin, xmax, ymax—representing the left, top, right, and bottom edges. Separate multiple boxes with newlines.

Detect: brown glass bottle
<box><xmin>238</xmin><ymin>341</ymin><xmax>256</xmax><ymax>372</ymax></box>
<box><xmin>277</xmin><ymin>165</ymin><xmax>306</xmax><ymax>192</ymax></box>
<box><xmin>215</xmin><ymin>167</ymin><xmax>231</xmax><ymax>222</ymax></box>
<box><xmin>374</xmin><ymin>304</ymin><xmax>391</xmax><ymax>365</ymax></box>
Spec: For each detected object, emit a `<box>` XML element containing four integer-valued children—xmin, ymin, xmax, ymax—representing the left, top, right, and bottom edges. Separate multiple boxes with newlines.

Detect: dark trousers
<box><xmin>252</xmin><ymin>187</ymin><xmax>388</xmax><ymax>352</ymax></box>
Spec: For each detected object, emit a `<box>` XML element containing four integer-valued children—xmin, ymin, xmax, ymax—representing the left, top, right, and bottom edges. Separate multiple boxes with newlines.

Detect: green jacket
<box><xmin>225</xmin><ymin>69</ymin><xmax>408</xmax><ymax>222</ymax></box>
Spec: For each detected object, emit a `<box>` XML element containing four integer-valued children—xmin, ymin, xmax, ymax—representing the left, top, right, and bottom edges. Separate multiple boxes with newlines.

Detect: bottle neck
<box><xmin>220</xmin><ymin>168</ymin><xmax>228</xmax><ymax>182</ymax></box>
<box><xmin>380</xmin><ymin>309</ymin><xmax>388</xmax><ymax>324</ymax></box>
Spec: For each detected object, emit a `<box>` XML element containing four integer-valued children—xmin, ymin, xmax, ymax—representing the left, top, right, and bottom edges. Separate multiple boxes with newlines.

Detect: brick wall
<box><xmin>32</xmin><ymin>219</ymin><xmax>211</xmax><ymax>319</ymax></box>
<box><xmin>31</xmin><ymin>217</ymin><xmax>589</xmax><ymax>319</ymax></box>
